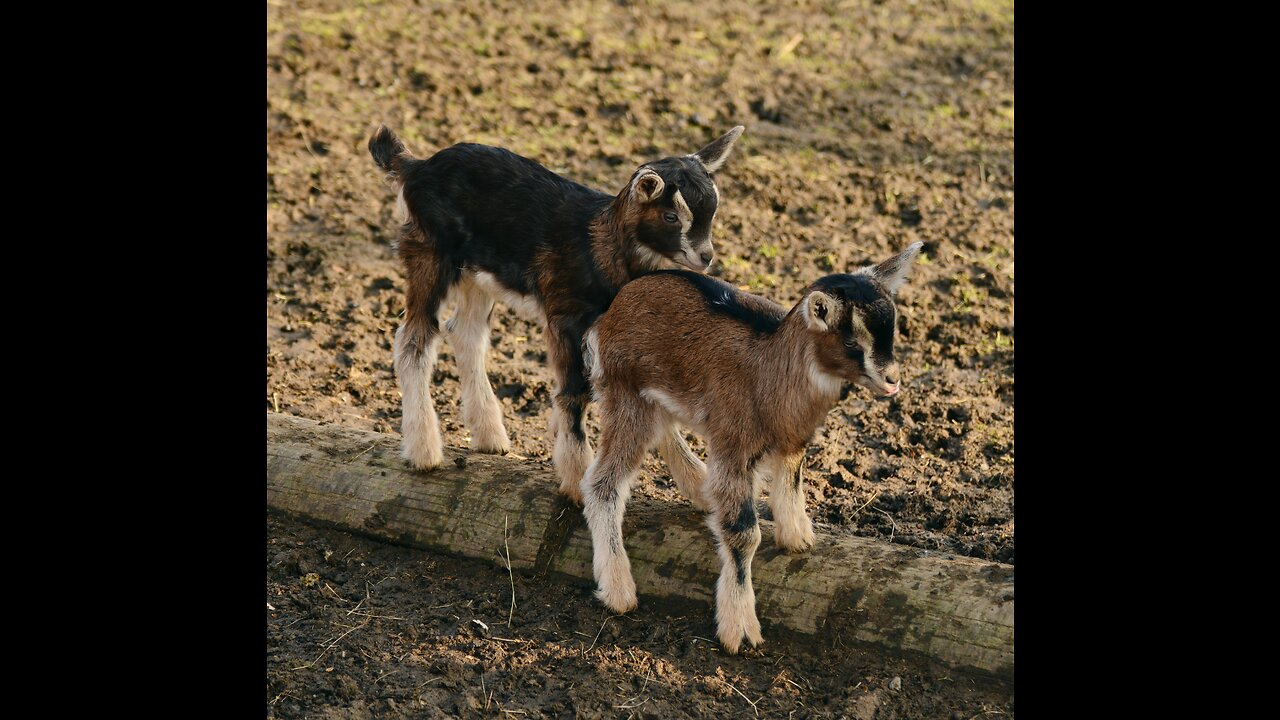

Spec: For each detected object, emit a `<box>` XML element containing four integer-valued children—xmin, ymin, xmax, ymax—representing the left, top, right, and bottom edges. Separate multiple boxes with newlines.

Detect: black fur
<box><xmin>725</xmin><ymin>499</ymin><xmax>758</xmax><ymax>535</ymax></box>
<box><xmin>368</xmin><ymin>126</ymin><xmax>407</xmax><ymax>175</ymax></box>
<box><xmin>391</xmin><ymin>142</ymin><xmax>621</xmax><ymax>449</ymax></box>
<box><xmin>650</xmin><ymin>270</ymin><xmax>785</xmax><ymax>334</ymax></box>
<box><xmin>400</xmin><ymin>143</ymin><xmax>616</xmax><ymax>299</ymax></box>
<box><xmin>723</xmin><ymin>500</ymin><xmax>758</xmax><ymax>585</ymax></box>
<box><xmin>813</xmin><ymin>274</ymin><xmax>897</xmax><ymax>363</ymax></box>
<box><xmin>730</xmin><ymin>547</ymin><xmax>748</xmax><ymax>585</ymax></box>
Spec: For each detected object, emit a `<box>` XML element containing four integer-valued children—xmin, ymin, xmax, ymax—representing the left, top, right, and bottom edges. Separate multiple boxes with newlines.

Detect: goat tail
<box><xmin>368</xmin><ymin>124</ymin><xmax>411</xmax><ymax>179</ymax></box>
<box><xmin>370</xmin><ymin>125</ymin><xmax>417</xmax><ymax>229</ymax></box>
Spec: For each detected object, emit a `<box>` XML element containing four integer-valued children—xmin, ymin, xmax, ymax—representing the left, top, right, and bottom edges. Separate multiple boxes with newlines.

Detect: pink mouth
<box><xmin>883</xmin><ymin>385</ymin><xmax>900</xmax><ymax>397</ymax></box>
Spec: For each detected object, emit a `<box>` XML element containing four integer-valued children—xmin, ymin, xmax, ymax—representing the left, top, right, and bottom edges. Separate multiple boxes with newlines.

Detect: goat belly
<box><xmin>469</xmin><ymin>270</ymin><xmax>544</xmax><ymax>321</ymax></box>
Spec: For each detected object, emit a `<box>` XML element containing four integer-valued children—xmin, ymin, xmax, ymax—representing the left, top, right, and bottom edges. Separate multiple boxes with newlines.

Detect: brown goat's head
<box><xmin>798</xmin><ymin>242</ymin><xmax>924</xmax><ymax>397</ymax></box>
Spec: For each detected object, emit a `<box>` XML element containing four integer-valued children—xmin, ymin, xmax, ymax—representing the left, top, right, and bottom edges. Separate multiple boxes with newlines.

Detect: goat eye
<box><xmin>663</xmin><ymin>212</ymin><xmax>678</xmax><ymax>224</ymax></box>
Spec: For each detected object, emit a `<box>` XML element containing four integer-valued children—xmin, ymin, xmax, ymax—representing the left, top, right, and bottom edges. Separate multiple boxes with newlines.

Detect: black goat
<box><xmin>368</xmin><ymin>125</ymin><xmax>744</xmax><ymax>498</ymax></box>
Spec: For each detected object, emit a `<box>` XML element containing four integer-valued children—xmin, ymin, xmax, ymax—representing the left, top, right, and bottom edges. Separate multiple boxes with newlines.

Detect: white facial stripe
<box><xmin>860</xmin><ymin>338</ymin><xmax>879</xmax><ymax>380</ymax></box>
<box><xmin>668</xmin><ymin>188</ymin><xmax>712</xmax><ymax>270</ymax></box>
<box><xmin>848</xmin><ymin>307</ymin><xmax>868</xmax><ymax>341</ymax></box>
<box><xmin>850</xmin><ymin>306</ymin><xmax>901</xmax><ymax>385</ymax></box>
<box><xmin>673</xmin><ymin>189</ymin><xmax>704</xmax><ymax>268</ymax></box>
<box><xmin>672</xmin><ymin>188</ymin><xmax>693</xmax><ymax>233</ymax></box>
<box><xmin>848</xmin><ymin>309</ymin><xmax>881</xmax><ymax>380</ymax></box>
<box><xmin>875</xmin><ymin>305</ymin><xmax>899</xmax><ymax>381</ymax></box>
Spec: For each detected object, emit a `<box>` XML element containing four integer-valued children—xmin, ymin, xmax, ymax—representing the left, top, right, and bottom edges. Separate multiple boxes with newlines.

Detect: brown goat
<box><xmin>579</xmin><ymin>243</ymin><xmax>923</xmax><ymax>653</ymax></box>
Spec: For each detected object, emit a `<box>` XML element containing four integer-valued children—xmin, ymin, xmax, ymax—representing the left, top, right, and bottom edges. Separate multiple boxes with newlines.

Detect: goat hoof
<box><xmin>717</xmin><ymin>611</ymin><xmax>764</xmax><ymax>655</ymax></box>
<box><xmin>558</xmin><ymin>483</ymin><xmax>584</xmax><ymax>506</ymax></box>
<box><xmin>468</xmin><ymin>414</ymin><xmax>510</xmax><ymax>453</ymax></box>
<box><xmin>776</xmin><ymin>517</ymin><xmax>816</xmax><ymax>553</ymax></box>
<box><xmin>718</xmin><ymin>632</ymin><xmax>763</xmax><ymax>655</ymax></box>
<box><xmin>470</xmin><ymin>435</ymin><xmax>511</xmax><ymax>455</ymax></box>
<box><xmin>595</xmin><ymin>583</ymin><xmax>638</xmax><ymax>614</ymax></box>
<box><xmin>778</xmin><ymin>535</ymin><xmax>815</xmax><ymax>554</ymax></box>
<box><xmin>402</xmin><ymin>445</ymin><xmax>444</xmax><ymax>471</ymax></box>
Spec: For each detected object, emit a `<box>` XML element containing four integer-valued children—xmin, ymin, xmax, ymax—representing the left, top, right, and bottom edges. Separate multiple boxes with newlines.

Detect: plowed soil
<box><xmin>267</xmin><ymin>0</ymin><xmax>1014</xmax><ymax>716</ymax></box>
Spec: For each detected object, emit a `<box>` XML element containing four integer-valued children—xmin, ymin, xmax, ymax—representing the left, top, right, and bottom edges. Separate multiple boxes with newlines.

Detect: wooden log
<box><xmin>267</xmin><ymin>412</ymin><xmax>1013</xmax><ymax>680</ymax></box>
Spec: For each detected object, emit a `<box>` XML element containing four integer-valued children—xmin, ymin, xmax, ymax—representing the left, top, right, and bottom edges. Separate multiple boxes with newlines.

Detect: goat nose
<box><xmin>700</xmin><ymin>250</ymin><xmax>714</xmax><ymax>265</ymax></box>
<box><xmin>885</xmin><ymin>376</ymin><xmax>898</xmax><ymax>385</ymax></box>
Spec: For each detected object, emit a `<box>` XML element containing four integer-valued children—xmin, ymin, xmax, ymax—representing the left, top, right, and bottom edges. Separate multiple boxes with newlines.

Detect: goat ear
<box><xmin>690</xmin><ymin>125</ymin><xmax>745</xmax><ymax>173</ymax></box>
<box><xmin>631</xmin><ymin>168</ymin><xmax>665</xmax><ymax>202</ymax></box>
<box><xmin>802</xmin><ymin>291</ymin><xmax>840</xmax><ymax>332</ymax></box>
<box><xmin>862</xmin><ymin>241</ymin><xmax>924</xmax><ymax>295</ymax></box>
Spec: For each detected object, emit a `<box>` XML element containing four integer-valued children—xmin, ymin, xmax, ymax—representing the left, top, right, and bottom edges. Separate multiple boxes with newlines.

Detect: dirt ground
<box><xmin>267</xmin><ymin>0</ymin><xmax>1013</xmax><ymax>715</ymax></box>
<box><xmin>268</xmin><ymin>512</ymin><xmax>1012</xmax><ymax>719</ymax></box>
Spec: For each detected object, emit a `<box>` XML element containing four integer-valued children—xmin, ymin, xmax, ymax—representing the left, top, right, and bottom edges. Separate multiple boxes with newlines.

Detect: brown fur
<box><xmin>587</xmin><ymin>193</ymin><xmax>683</xmax><ymax>288</ymax></box>
<box><xmin>579</xmin><ymin>244</ymin><xmax>921</xmax><ymax>653</ymax></box>
<box><xmin>396</xmin><ymin>225</ymin><xmax>446</xmax><ymax>358</ymax></box>
<box><xmin>590</xmin><ymin>275</ymin><xmax>838</xmax><ymax>465</ymax></box>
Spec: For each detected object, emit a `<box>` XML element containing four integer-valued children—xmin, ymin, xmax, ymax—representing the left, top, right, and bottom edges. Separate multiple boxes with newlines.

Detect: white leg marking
<box><xmin>708</xmin><ymin>510</ymin><xmax>764</xmax><ymax>654</ymax></box>
<box><xmin>449</xmin><ymin>275</ymin><xmax>509</xmax><ymax>454</ymax></box>
<box><xmin>581</xmin><ymin>456</ymin><xmax>639</xmax><ymax>613</ymax></box>
<box><xmin>395</xmin><ymin>327</ymin><xmax>443</xmax><ymax>470</ymax></box>
<box><xmin>767</xmin><ymin>454</ymin><xmax>815</xmax><ymax>553</ymax></box>
<box><xmin>551</xmin><ymin>403</ymin><xmax>594</xmax><ymax>504</ymax></box>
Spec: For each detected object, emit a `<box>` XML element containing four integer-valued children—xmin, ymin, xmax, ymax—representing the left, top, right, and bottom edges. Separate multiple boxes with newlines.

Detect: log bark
<box><xmin>266</xmin><ymin>412</ymin><xmax>1013</xmax><ymax>680</ymax></box>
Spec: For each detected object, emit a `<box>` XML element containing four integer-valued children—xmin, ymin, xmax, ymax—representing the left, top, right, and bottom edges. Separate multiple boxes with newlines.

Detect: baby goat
<box><xmin>368</xmin><ymin>125</ymin><xmax>744</xmax><ymax>498</ymax></box>
<box><xmin>579</xmin><ymin>242</ymin><xmax>923</xmax><ymax>654</ymax></box>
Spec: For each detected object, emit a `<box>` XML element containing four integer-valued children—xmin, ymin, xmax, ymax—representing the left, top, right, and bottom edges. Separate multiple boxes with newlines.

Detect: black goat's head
<box><xmin>621</xmin><ymin>126</ymin><xmax>744</xmax><ymax>272</ymax></box>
